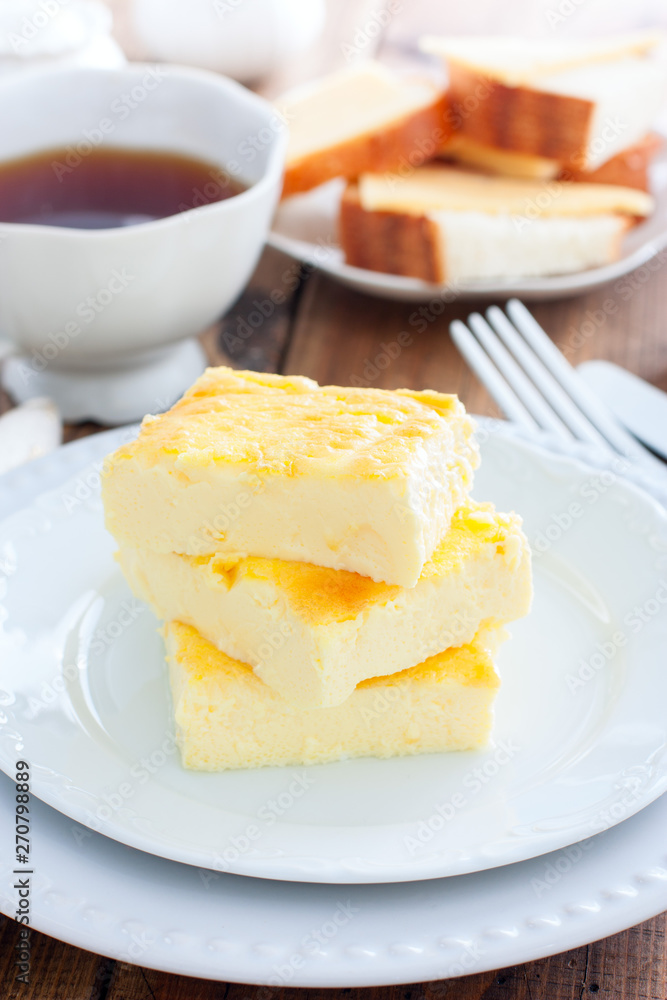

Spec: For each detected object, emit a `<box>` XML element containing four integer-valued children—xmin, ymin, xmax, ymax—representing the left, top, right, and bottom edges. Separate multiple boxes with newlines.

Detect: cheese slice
<box><xmin>166</xmin><ymin>621</ymin><xmax>504</xmax><ymax>771</ymax></box>
<box><xmin>280</xmin><ymin>62</ymin><xmax>443</xmax><ymax>163</ymax></box>
<box><xmin>440</xmin><ymin>134</ymin><xmax>560</xmax><ymax>180</ymax></box>
<box><xmin>340</xmin><ymin>181</ymin><xmax>633</xmax><ymax>283</ymax></box>
<box><xmin>277</xmin><ymin>62</ymin><xmax>448</xmax><ymax>196</ymax></box>
<box><xmin>439</xmin><ymin>132</ymin><xmax>660</xmax><ymax>190</ymax></box>
<box><xmin>117</xmin><ymin>501</ymin><xmax>532</xmax><ymax>708</ymax></box>
<box><xmin>101</xmin><ymin>367</ymin><xmax>479</xmax><ymax>588</ymax></box>
<box><xmin>420</xmin><ymin>31</ymin><xmax>663</xmax><ymax>85</ymax></box>
<box><xmin>358</xmin><ymin>165</ymin><xmax>653</xmax><ymax>218</ymax></box>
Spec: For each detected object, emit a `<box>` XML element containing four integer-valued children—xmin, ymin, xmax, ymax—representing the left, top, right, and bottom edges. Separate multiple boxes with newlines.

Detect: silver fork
<box><xmin>450</xmin><ymin>298</ymin><xmax>667</xmax><ymax>482</ymax></box>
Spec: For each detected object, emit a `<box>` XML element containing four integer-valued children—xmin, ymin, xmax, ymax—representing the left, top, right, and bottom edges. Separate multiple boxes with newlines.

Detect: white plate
<box><xmin>1</xmin><ymin>423</ymin><xmax>667</xmax><ymax>885</ymax></box>
<box><xmin>268</xmin><ymin>153</ymin><xmax>667</xmax><ymax>301</ymax></box>
<box><xmin>1</xmin><ymin>771</ymin><xmax>667</xmax><ymax>986</ymax></box>
<box><xmin>0</xmin><ymin>431</ymin><xmax>666</xmax><ymax>986</ymax></box>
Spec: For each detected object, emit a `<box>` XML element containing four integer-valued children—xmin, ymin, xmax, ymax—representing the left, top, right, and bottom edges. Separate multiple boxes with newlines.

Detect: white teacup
<box><xmin>0</xmin><ymin>63</ymin><xmax>287</xmax><ymax>422</ymax></box>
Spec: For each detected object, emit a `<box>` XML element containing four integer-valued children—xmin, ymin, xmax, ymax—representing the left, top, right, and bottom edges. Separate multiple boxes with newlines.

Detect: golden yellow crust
<box><xmin>118</xmin><ymin>492</ymin><xmax>531</xmax><ymax>708</ymax></box>
<box><xmin>420</xmin><ymin>503</ymin><xmax>522</xmax><ymax>578</ymax></box>
<box><xmin>107</xmin><ymin>366</ymin><xmax>471</xmax><ymax>479</ymax></box>
<box><xmin>167</xmin><ymin>621</ymin><xmax>504</xmax><ymax>768</ymax></box>
<box><xmin>192</xmin><ymin>501</ymin><xmax>522</xmax><ymax>627</ymax></box>
<box><xmin>169</xmin><ymin>620</ymin><xmax>501</xmax><ymax>692</ymax></box>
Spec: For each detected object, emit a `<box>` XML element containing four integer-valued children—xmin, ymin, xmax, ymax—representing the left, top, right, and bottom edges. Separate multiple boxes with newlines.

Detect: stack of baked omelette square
<box><xmin>102</xmin><ymin>367</ymin><xmax>532</xmax><ymax>770</ymax></box>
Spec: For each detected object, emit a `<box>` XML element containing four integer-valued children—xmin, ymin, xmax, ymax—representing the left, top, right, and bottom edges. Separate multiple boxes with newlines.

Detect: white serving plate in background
<box><xmin>269</xmin><ymin>150</ymin><xmax>667</xmax><ymax>302</ymax></box>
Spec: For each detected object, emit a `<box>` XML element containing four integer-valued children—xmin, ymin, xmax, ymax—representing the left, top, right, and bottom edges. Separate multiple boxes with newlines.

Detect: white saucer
<box><xmin>0</xmin><ymin>769</ymin><xmax>666</xmax><ymax>986</ymax></box>
<box><xmin>2</xmin><ymin>338</ymin><xmax>208</xmax><ymax>425</ymax></box>
<box><xmin>1</xmin><ymin>423</ymin><xmax>666</xmax><ymax>884</ymax></box>
<box><xmin>269</xmin><ymin>149</ymin><xmax>667</xmax><ymax>302</ymax></box>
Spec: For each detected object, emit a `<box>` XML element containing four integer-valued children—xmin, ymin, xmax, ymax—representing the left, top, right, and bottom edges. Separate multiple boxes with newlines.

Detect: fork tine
<box><xmin>485</xmin><ymin>305</ymin><xmax>610</xmax><ymax>449</ymax></box>
<box><xmin>450</xmin><ymin>320</ymin><xmax>539</xmax><ymax>430</ymax></box>
<box><xmin>506</xmin><ymin>298</ymin><xmax>661</xmax><ymax>468</ymax></box>
<box><xmin>466</xmin><ymin>313</ymin><xmax>572</xmax><ymax>438</ymax></box>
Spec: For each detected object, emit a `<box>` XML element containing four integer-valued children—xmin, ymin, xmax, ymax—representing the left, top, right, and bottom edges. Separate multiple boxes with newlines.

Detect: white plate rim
<box><xmin>266</xmin><ymin>226</ymin><xmax>667</xmax><ymax>302</ymax></box>
<box><xmin>0</xmin><ymin>769</ymin><xmax>666</xmax><ymax>986</ymax></box>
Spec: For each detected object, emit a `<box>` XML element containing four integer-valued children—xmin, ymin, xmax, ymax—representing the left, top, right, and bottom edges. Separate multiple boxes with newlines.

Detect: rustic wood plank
<box><xmin>282</xmin><ymin>269</ymin><xmax>503</xmax><ymax>417</ymax></box>
<box><xmin>108</xmin><ymin>968</ymin><xmax>500</xmax><ymax>1000</ymax></box>
<box><xmin>529</xmin><ymin>259</ymin><xmax>667</xmax><ymax>392</ymax></box>
<box><xmin>95</xmin><ymin>912</ymin><xmax>667</xmax><ymax>1000</ymax></box>
<box><xmin>1</xmin><ymin>914</ymin><xmax>665</xmax><ymax>1000</ymax></box>
<box><xmin>283</xmin><ymin>255</ymin><xmax>667</xmax><ymax>407</ymax></box>
<box><xmin>213</xmin><ymin>246</ymin><xmax>309</xmax><ymax>372</ymax></box>
<box><xmin>0</xmin><ymin>918</ymin><xmax>107</xmax><ymax>1000</ymax></box>
<box><xmin>434</xmin><ymin>912</ymin><xmax>667</xmax><ymax>999</ymax></box>
<box><xmin>580</xmin><ymin>913</ymin><xmax>666</xmax><ymax>1000</ymax></box>
<box><xmin>104</xmin><ymin>960</ymin><xmax>228</xmax><ymax>999</ymax></box>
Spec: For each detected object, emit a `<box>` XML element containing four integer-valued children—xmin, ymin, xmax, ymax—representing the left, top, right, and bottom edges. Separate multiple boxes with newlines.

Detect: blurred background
<box><xmin>101</xmin><ymin>0</ymin><xmax>667</xmax><ymax>85</ymax></box>
<box><xmin>2</xmin><ymin>0</ymin><xmax>667</xmax><ymax>434</ymax></box>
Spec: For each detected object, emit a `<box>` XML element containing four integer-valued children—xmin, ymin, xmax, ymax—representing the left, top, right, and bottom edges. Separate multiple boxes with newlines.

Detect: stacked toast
<box><xmin>277</xmin><ymin>32</ymin><xmax>665</xmax><ymax>283</ymax></box>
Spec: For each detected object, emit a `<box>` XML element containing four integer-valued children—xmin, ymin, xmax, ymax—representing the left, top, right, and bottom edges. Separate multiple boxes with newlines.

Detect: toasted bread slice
<box><xmin>560</xmin><ymin>132</ymin><xmax>663</xmax><ymax>191</ymax></box>
<box><xmin>422</xmin><ymin>32</ymin><xmax>663</xmax><ymax>85</ymax></box>
<box><xmin>340</xmin><ymin>184</ymin><xmax>443</xmax><ymax>282</ymax></box>
<box><xmin>340</xmin><ymin>165</ymin><xmax>650</xmax><ymax>284</ymax></box>
<box><xmin>422</xmin><ymin>33</ymin><xmax>667</xmax><ymax>169</ymax></box>
<box><xmin>277</xmin><ymin>62</ymin><xmax>449</xmax><ymax>198</ymax></box>
<box><xmin>438</xmin><ymin>132</ymin><xmax>662</xmax><ymax>191</ymax></box>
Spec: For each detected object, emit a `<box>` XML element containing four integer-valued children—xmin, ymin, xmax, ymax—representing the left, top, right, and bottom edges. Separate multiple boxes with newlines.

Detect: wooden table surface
<box><xmin>2</xmin><ymin>1</ymin><xmax>667</xmax><ymax>997</ymax></box>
